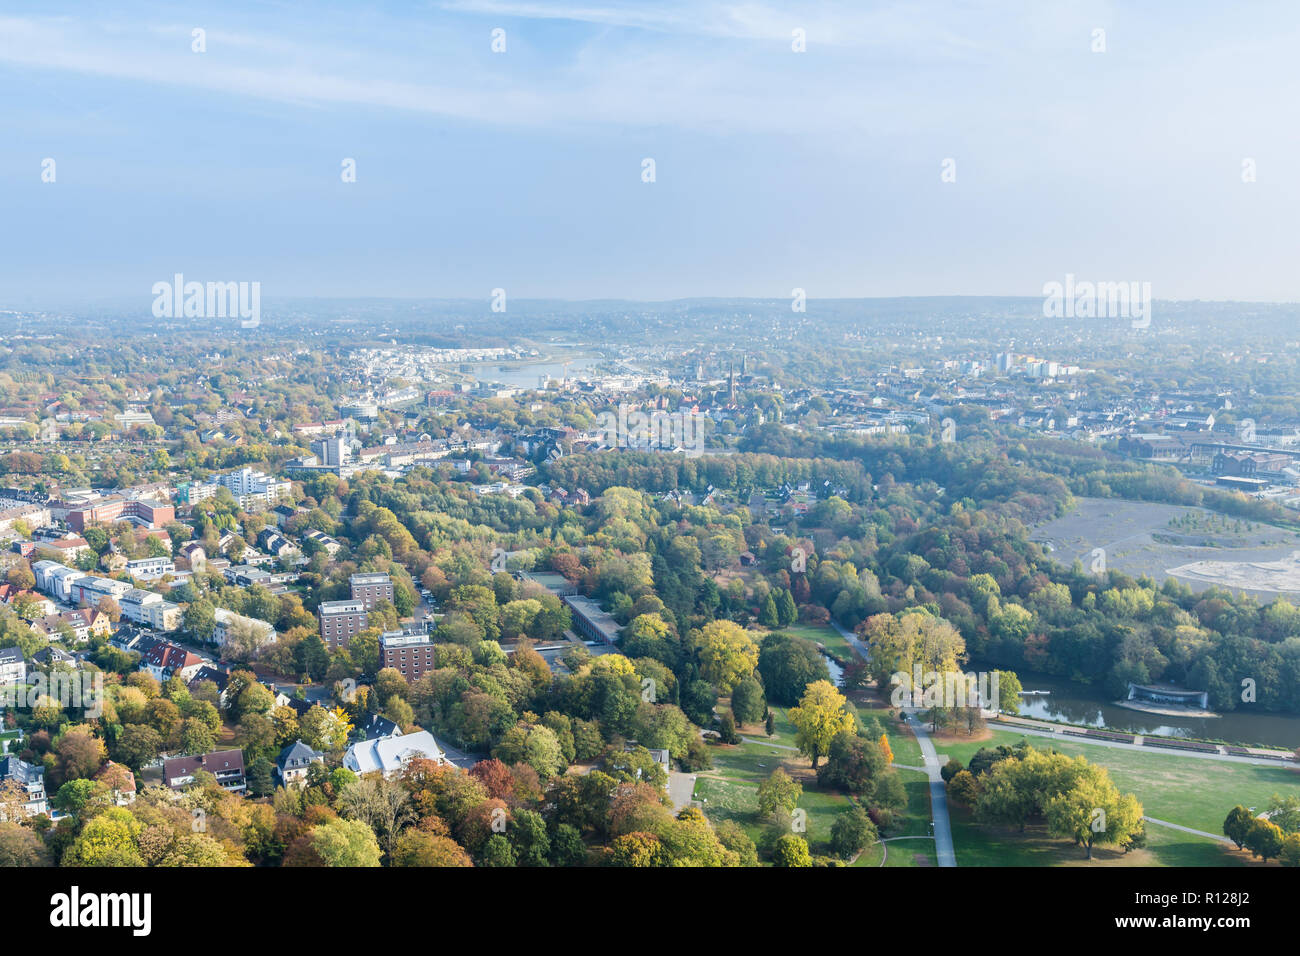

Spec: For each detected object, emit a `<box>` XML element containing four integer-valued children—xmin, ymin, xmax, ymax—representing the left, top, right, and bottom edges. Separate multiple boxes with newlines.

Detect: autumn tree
<box><xmin>1044</xmin><ymin>763</ymin><xmax>1144</xmax><ymax>860</ymax></box>
<box><xmin>690</xmin><ymin>620</ymin><xmax>759</xmax><ymax>693</ymax></box>
<box><xmin>788</xmin><ymin>680</ymin><xmax>856</xmax><ymax>769</ymax></box>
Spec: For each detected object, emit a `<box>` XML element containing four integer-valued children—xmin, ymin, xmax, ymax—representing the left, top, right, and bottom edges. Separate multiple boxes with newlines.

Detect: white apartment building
<box><xmin>126</xmin><ymin>556</ymin><xmax>176</xmax><ymax>581</ymax></box>
<box><xmin>69</xmin><ymin>575</ymin><xmax>133</xmax><ymax>608</ymax></box>
<box><xmin>120</xmin><ymin>589</ymin><xmax>182</xmax><ymax>632</ymax></box>
<box><xmin>213</xmin><ymin>467</ymin><xmax>292</xmax><ymax>509</ymax></box>
<box><xmin>0</xmin><ymin>647</ymin><xmax>25</xmax><ymax>686</ymax></box>
<box><xmin>33</xmin><ymin>560</ymin><xmax>87</xmax><ymax>603</ymax></box>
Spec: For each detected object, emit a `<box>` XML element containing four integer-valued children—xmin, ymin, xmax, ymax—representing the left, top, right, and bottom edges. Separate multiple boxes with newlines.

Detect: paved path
<box><xmin>1142</xmin><ymin>815</ymin><xmax>1233</xmax><ymax>844</ymax></box>
<box><xmin>989</xmin><ymin>720</ymin><xmax>1292</xmax><ymax>767</ymax></box>
<box><xmin>904</xmin><ymin>711</ymin><xmax>957</xmax><ymax>867</ymax></box>
<box><xmin>668</xmin><ymin>772</ymin><xmax>697</xmax><ymax>813</ymax></box>
<box><xmin>832</xmin><ymin>620</ymin><xmax>869</xmax><ymax>658</ymax></box>
<box><xmin>740</xmin><ymin>737</ymin><xmax>799</xmax><ymax>750</ymax></box>
<box><xmin>828</xmin><ymin>629</ymin><xmax>956</xmax><ymax>866</ymax></box>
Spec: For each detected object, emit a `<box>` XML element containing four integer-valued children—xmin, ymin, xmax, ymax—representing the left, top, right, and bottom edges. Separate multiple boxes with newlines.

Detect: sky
<box><xmin>3</xmin><ymin>0</ymin><xmax>1300</xmax><ymax>307</ymax></box>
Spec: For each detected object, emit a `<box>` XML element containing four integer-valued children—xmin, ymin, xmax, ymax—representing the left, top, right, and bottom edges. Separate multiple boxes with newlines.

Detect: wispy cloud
<box><xmin>0</xmin><ymin>10</ymin><xmax>936</xmax><ymax>136</ymax></box>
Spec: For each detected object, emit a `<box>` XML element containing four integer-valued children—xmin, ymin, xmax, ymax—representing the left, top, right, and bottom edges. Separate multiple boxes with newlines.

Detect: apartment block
<box><xmin>350</xmin><ymin>572</ymin><xmax>394</xmax><ymax>611</ymax></box>
<box><xmin>379</xmin><ymin>630</ymin><xmax>437</xmax><ymax>682</ymax></box>
<box><xmin>318</xmin><ymin>600</ymin><xmax>367</xmax><ymax>649</ymax></box>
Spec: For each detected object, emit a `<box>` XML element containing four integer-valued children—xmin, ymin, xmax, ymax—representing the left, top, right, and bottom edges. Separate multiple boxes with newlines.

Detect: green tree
<box><xmin>757</xmin><ymin>632</ymin><xmax>829</xmax><ymax>706</ymax></box>
<box><xmin>730</xmin><ymin>676</ymin><xmax>766</xmax><ymax>725</ymax></box>
<box><xmin>756</xmin><ymin>767</ymin><xmax>802</xmax><ymax>819</ymax></box>
<box><xmin>480</xmin><ymin>833</ymin><xmax>517</xmax><ymax>867</ymax></box>
<box><xmin>294</xmin><ymin>633</ymin><xmax>330</xmax><ymax>681</ymax></box>
<box><xmin>1244</xmin><ymin>818</ymin><xmax>1285</xmax><ymax>862</ymax></box>
<box><xmin>1044</xmin><ymin>765</ymin><xmax>1144</xmax><ymax>860</ymax></box>
<box><xmin>1223</xmin><ymin>805</ymin><xmax>1254</xmax><ymax>850</ymax></box>
<box><xmin>995</xmin><ymin>670</ymin><xmax>1023</xmax><ymax>715</ymax></box>
<box><xmin>690</xmin><ymin>620</ymin><xmax>759</xmax><ymax>693</ymax></box>
<box><xmin>771</xmin><ymin>834</ymin><xmax>811</xmax><ymax>867</ymax></box>
<box><xmin>777</xmin><ymin>588</ymin><xmax>798</xmax><ymax>626</ymax></box>
<box><xmin>183</xmin><ymin>599</ymin><xmax>216</xmax><ymax>642</ymax></box>
<box><xmin>246</xmin><ymin>756</ymin><xmax>275</xmax><ymax>796</ymax></box>
<box><xmin>63</xmin><ymin>808</ymin><xmax>144</xmax><ymax>866</ymax></box>
<box><xmin>830</xmin><ymin>805</ymin><xmax>877</xmax><ymax>860</ymax></box>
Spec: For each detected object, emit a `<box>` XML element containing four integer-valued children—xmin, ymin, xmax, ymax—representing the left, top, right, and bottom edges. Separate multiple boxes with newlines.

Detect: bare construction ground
<box><xmin>1030</xmin><ymin>498</ymin><xmax>1300</xmax><ymax>598</ymax></box>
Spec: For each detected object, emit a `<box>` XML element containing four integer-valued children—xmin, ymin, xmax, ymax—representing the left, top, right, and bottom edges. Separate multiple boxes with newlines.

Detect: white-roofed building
<box><xmin>343</xmin><ymin>730</ymin><xmax>446</xmax><ymax>778</ymax></box>
<box><xmin>120</xmin><ymin>589</ymin><xmax>183</xmax><ymax>632</ymax></box>
<box><xmin>32</xmin><ymin>560</ymin><xmax>87</xmax><ymax>604</ymax></box>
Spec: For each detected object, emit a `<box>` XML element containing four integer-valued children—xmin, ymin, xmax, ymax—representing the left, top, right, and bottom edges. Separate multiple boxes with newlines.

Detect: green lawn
<box><xmin>730</xmin><ymin>704</ymin><xmax>798</xmax><ymax>746</ymax></box>
<box><xmin>780</xmin><ymin>623</ymin><xmax>854</xmax><ymax>661</ymax></box>
<box><xmin>849</xmin><ymin>699</ymin><xmax>924</xmax><ymax>767</ymax></box>
<box><xmin>698</xmin><ymin>721</ymin><xmax>922</xmax><ymax>863</ymax></box>
<box><xmin>935</xmin><ymin>729</ymin><xmax>1300</xmax><ymax>836</ymax></box>
<box><xmin>692</xmin><ymin>763</ymin><xmax>856</xmax><ymax>860</ymax></box>
<box><xmin>949</xmin><ymin>805</ymin><xmax>1253</xmax><ymax>867</ymax></box>
<box><xmin>861</xmin><ymin>769</ymin><xmax>937</xmax><ymax>867</ymax></box>
<box><xmin>709</xmin><ymin>740</ymin><xmax>803</xmax><ymax>781</ymax></box>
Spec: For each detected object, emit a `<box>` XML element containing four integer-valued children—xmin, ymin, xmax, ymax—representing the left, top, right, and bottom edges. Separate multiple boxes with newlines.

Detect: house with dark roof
<box><xmin>163</xmin><ymin>749</ymin><xmax>246</xmax><ymax>793</ymax></box>
<box><xmin>32</xmin><ymin>645</ymin><xmax>78</xmax><ymax>668</ymax></box>
<box><xmin>361</xmin><ymin>713</ymin><xmax>400</xmax><ymax>741</ymax></box>
<box><xmin>275</xmin><ymin>740</ymin><xmax>324</xmax><ymax>789</ymax></box>
<box><xmin>187</xmin><ymin>665</ymin><xmax>231</xmax><ymax>705</ymax></box>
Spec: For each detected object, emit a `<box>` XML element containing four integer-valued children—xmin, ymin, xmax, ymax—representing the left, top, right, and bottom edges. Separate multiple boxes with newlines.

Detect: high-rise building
<box><xmin>311</xmin><ymin>435</ymin><xmax>348</xmax><ymax>468</ymax></box>
<box><xmin>350</xmin><ymin>572</ymin><xmax>394</xmax><ymax>611</ymax></box>
<box><xmin>318</xmin><ymin>600</ymin><xmax>367</xmax><ymax>649</ymax></box>
<box><xmin>380</xmin><ymin>631</ymin><xmax>437</xmax><ymax>682</ymax></box>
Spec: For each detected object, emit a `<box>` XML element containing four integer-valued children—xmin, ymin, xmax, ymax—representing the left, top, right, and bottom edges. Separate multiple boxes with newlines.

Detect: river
<box><xmin>474</xmin><ymin>353</ymin><xmax>599</xmax><ymax>389</ymax></box>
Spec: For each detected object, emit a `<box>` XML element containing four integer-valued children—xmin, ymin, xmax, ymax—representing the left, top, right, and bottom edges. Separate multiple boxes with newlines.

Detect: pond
<box><xmin>976</xmin><ymin>665</ymin><xmax>1300</xmax><ymax>750</ymax></box>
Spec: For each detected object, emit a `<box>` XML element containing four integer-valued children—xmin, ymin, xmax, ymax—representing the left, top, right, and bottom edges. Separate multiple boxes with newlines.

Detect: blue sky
<box><xmin>3</xmin><ymin>0</ymin><xmax>1299</xmax><ymax>306</ymax></box>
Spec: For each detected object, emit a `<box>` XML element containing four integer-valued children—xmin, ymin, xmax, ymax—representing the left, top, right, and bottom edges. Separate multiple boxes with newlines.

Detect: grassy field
<box><xmin>693</xmin><ymin>752</ymin><xmax>855</xmax><ymax>860</ymax></box>
<box><xmin>850</xmin><ymin>769</ymin><xmax>937</xmax><ymax>867</ymax></box>
<box><xmin>935</xmin><ymin>728</ymin><xmax>1300</xmax><ymax>836</ymax></box>
<box><xmin>779</xmin><ymin>622</ymin><xmax>855</xmax><ymax>661</ymax></box>
<box><xmin>948</xmin><ymin>806</ymin><xmax>1256</xmax><ymax>867</ymax></box>
<box><xmin>696</xmin><ymin>703</ymin><xmax>930</xmax><ymax>864</ymax></box>
<box><xmin>850</xmin><ymin>698</ymin><xmax>924</xmax><ymax>767</ymax></box>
